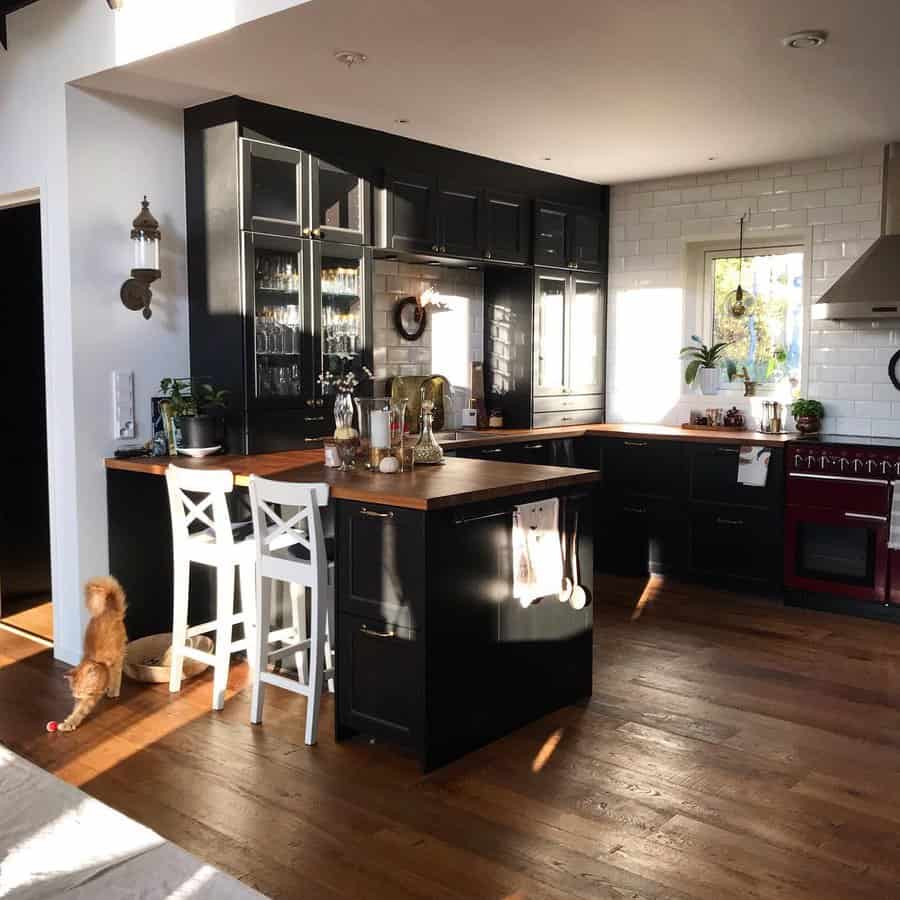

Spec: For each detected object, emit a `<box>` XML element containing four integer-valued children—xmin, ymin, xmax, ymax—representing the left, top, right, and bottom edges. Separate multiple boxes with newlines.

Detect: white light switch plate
<box><xmin>112</xmin><ymin>370</ymin><xmax>135</xmax><ymax>439</ymax></box>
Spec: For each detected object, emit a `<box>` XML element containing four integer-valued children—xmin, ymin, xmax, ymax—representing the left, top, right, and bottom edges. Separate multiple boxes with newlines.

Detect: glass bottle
<box><xmin>414</xmin><ymin>400</ymin><xmax>444</xmax><ymax>465</ymax></box>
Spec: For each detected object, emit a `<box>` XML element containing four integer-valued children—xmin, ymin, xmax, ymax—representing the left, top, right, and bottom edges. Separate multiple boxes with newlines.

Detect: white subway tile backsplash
<box><xmin>806</xmin><ymin>171</ymin><xmax>844</xmax><ymax>191</ymax></box>
<box><xmin>843</xmin><ymin>203</ymin><xmax>879</xmax><ymax>223</ymax></box>
<box><xmin>791</xmin><ymin>158</ymin><xmax>827</xmax><ymax>175</ymax></box>
<box><xmin>710</xmin><ymin>182</ymin><xmax>744</xmax><ymax>200</ymax></box>
<box><xmin>871</xmin><ymin>419</ymin><xmax>900</xmax><ymax>437</ymax></box>
<box><xmin>741</xmin><ymin>179</ymin><xmax>774</xmax><ymax>196</ymax></box>
<box><xmin>625</xmin><ymin>222</ymin><xmax>654</xmax><ymax>240</ymax></box>
<box><xmin>758</xmin><ymin>194</ymin><xmax>791</xmax><ymax>213</ymax></box>
<box><xmin>854</xmin><ymin>365</ymin><xmax>886</xmax><ymax>383</ymax></box>
<box><xmin>791</xmin><ymin>190</ymin><xmax>825</xmax><ymax>210</ymax></box>
<box><xmin>654</xmin><ymin>221</ymin><xmax>683</xmax><ymax>239</ymax></box>
<box><xmin>758</xmin><ymin>163</ymin><xmax>792</xmax><ymax>178</ymax></box>
<box><xmin>653</xmin><ymin>189</ymin><xmax>682</xmax><ymax>206</ymax></box>
<box><xmin>726</xmin><ymin>167</ymin><xmax>760</xmax><ymax>182</ymax></box>
<box><xmin>843</xmin><ymin>166</ymin><xmax>881</xmax><ymax>187</ymax></box>
<box><xmin>774</xmin><ymin>174</ymin><xmax>807</xmax><ymax>194</ymax></box>
<box><xmin>823</xmin><ymin>222</ymin><xmax>860</xmax><ymax>242</ymax></box>
<box><xmin>827</xmin><ymin>153</ymin><xmax>863</xmax><ymax>171</ymax></box>
<box><xmin>695</xmin><ymin>200</ymin><xmax>727</xmax><ymax>218</ymax></box>
<box><xmin>773</xmin><ymin>209</ymin><xmax>807</xmax><ymax>229</ymax></box>
<box><xmin>666</xmin><ymin>204</ymin><xmax>697</xmax><ymax>221</ymax></box>
<box><xmin>639</xmin><ymin>206</ymin><xmax>669</xmax><ymax>224</ymax></box>
<box><xmin>681</xmin><ymin>186</ymin><xmax>711</xmax><ymax>203</ymax></box>
<box><xmin>834</xmin><ymin>418</ymin><xmax>872</xmax><ymax>435</ymax></box>
<box><xmin>825</xmin><ymin>186</ymin><xmax>860</xmax><ymax>207</ymax></box>
<box><xmin>854</xmin><ymin>401</ymin><xmax>893</xmax><ymax>418</ymax></box>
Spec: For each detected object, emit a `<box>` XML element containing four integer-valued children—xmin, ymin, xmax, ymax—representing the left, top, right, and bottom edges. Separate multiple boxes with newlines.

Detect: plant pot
<box><xmin>176</xmin><ymin>414</ymin><xmax>219</xmax><ymax>449</ymax></box>
<box><xmin>795</xmin><ymin>414</ymin><xmax>821</xmax><ymax>435</ymax></box>
<box><xmin>698</xmin><ymin>367</ymin><xmax>720</xmax><ymax>396</ymax></box>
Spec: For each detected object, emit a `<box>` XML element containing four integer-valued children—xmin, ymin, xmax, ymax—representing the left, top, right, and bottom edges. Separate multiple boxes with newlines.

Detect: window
<box><xmin>705</xmin><ymin>246</ymin><xmax>804</xmax><ymax>389</ymax></box>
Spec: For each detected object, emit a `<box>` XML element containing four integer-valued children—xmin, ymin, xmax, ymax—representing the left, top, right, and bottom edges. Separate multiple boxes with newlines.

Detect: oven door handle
<box><xmin>844</xmin><ymin>512</ymin><xmax>888</xmax><ymax>522</ymax></box>
<box><xmin>789</xmin><ymin>472</ymin><xmax>890</xmax><ymax>486</ymax></box>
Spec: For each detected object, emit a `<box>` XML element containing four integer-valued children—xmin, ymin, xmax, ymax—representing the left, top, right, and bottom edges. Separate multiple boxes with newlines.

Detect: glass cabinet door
<box><xmin>241</xmin><ymin>138</ymin><xmax>308</xmax><ymax>237</ymax></box>
<box><xmin>534</xmin><ymin>273</ymin><xmax>567</xmax><ymax>395</ymax></box>
<box><xmin>244</xmin><ymin>234</ymin><xmax>308</xmax><ymax>403</ymax></box>
<box><xmin>309</xmin><ymin>157</ymin><xmax>368</xmax><ymax>244</ymax></box>
<box><xmin>534</xmin><ymin>203</ymin><xmax>569</xmax><ymax>267</ymax></box>
<box><xmin>313</xmin><ymin>242</ymin><xmax>371</xmax><ymax>397</ymax></box>
<box><xmin>567</xmin><ymin>275</ymin><xmax>605</xmax><ymax>394</ymax></box>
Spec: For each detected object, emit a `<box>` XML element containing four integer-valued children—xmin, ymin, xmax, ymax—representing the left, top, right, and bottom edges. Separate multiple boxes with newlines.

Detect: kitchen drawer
<box><xmin>786</xmin><ymin>472</ymin><xmax>889</xmax><ymax>516</ymax></box>
<box><xmin>602</xmin><ymin>438</ymin><xmax>687</xmax><ymax>499</ymax></box>
<box><xmin>690</xmin><ymin>444</ymin><xmax>782</xmax><ymax>509</ymax></box>
<box><xmin>456</xmin><ymin>443</ymin><xmax>521</xmax><ymax>462</ymax></box>
<box><xmin>338</xmin><ymin>612</ymin><xmax>422</xmax><ymax>745</ymax></box>
<box><xmin>596</xmin><ymin>494</ymin><xmax>687</xmax><ymax>576</ymax></box>
<box><xmin>504</xmin><ymin>440</ymin><xmax>552</xmax><ymax>465</ymax></box>
<box><xmin>533</xmin><ymin>408</ymin><xmax>604</xmax><ymax>429</ymax></box>
<box><xmin>533</xmin><ymin>393</ymin><xmax>604</xmax><ymax>413</ymax></box>
<box><xmin>337</xmin><ymin>501</ymin><xmax>426</xmax><ymax>629</ymax></box>
<box><xmin>689</xmin><ymin>505</ymin><xmax>781</xmax><ymax>585</ymax></box>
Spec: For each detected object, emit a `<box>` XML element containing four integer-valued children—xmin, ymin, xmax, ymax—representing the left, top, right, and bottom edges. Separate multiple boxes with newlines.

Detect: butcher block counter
<box><xmin>106</xmin><ymin>449</ymin><xmax>598</xmax><ymax>771</ymax></box>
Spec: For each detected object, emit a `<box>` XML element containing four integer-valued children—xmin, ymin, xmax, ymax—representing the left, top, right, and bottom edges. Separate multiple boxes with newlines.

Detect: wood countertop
<box><xmin>107</xmin><ymin>450</ymin><xmax>599</xmax><ymax>511</ymax></box>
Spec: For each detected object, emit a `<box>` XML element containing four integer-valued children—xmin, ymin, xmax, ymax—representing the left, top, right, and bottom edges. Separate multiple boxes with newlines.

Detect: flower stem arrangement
<box><xmin>319</xmin><ymin>364</ymin><xmax>373</xmax><ymax>467</ymax></box>
<box><xmin>790</xmin><ymin>398</ymin><xmax>825</xmax><ymax>434</ymax></box>
<box><xmin>679</xmin><ymin>336</ymin><xmax>733</xmax><ymax>396</ymax></box>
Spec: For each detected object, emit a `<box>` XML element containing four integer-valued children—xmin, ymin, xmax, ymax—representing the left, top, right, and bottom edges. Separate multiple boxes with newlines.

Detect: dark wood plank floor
<box><xmin>3</xmin><ymin>575</ymin><xmax>900</xmax><ymax>899</ymax></box>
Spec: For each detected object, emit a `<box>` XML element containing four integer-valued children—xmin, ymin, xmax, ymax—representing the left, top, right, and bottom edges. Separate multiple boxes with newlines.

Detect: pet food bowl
<box><xmin>123</xmin><ymin>633</ymin><xmax>214</xmax><ymax>684</ymax></box>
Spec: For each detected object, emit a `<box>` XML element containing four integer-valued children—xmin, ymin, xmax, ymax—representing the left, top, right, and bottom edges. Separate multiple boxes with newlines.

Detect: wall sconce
<box><xmin>120</xmin><ymin>196</ymin><xmax>160</xmax><ymax>320</ymax></box>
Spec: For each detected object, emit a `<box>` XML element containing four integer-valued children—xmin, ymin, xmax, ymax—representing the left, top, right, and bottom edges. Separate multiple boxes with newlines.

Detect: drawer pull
<box><xmin>623</xmin><ymin>506</ymin><xmax>646</xmax><ymax>514</ymax></box>
<box><xmin>360</xmin><ymin>624</ymin><xmax>395</xmax><ymax>639</ymax></box>
<box><xmin>560</xmin><ymin>416</ymin><xmax>572</xmax><ymax>422</ymax></box>
<box><xmin>303</xmin><ymin>437</ymin><xmax>323</xmax><ymax>442</ymax></box>
<box><xmin>359</xmin><ymin>508</ymin><xmax>394</xmax><ymax>519</ymax></box>
<box><xmin>844</xmin><ymin>512</ymin><xmax>888</xmax><ymax>522</ymax></box>
<box><xmin>716</xmin><ymin>517</ymin><xmax>744</xmax><ymax>526</ymax></box>
<box><xmin>624</xmin><ymin>440</ymin><xmax>648</xmax><ymax>448</ymax></box>
<box><xmin>714</xmin><ymin>447</ymin><xmax>740</xmax><ymax>455</ymax></box>
<box><xmin>481</xmin><ymin>448</ymin><xmax>503</xmax><ymax>454</ymax></box>
<box><xmin>304</xmin><ymin>416</ymin><xmax>326</xmax><ymax>422</ymax></box>
<box><xmin>523</xmin><ymin>444</ymin><xmax>544</xmax><ymax>450</ymax></box>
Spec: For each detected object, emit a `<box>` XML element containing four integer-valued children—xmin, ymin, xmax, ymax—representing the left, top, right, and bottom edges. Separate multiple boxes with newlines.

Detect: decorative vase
<box><xmin>698</xmin><ymin>367</ymin><xmax>720</xmax><ymax>396</ymax></box>
<box><xmin>795</xmin><ymin>414</ymin><xmax>821</xmax><ymax>434</ymax></box>
<box><xmin>332</xmin><ymin>391</ymin><xmax>358</xmax><ymax>470</ymax></box>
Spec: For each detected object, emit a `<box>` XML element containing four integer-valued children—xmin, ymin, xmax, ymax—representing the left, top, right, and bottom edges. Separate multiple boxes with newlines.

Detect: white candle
<box><xmin>371</xmin><ymin>410</ymin><xmax>390</xmax><ymax>448</ymax></box>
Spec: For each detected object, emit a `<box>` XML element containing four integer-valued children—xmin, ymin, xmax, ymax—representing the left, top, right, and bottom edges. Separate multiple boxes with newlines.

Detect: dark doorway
<box><xmin>0</xmin><ymin>201</ymin><xmax>52</xmax><ymax>643</ymax></box>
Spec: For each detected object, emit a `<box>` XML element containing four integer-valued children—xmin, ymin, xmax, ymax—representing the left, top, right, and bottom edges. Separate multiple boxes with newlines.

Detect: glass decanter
<box><xmin>414</xmin><ymin>400</ymin><xmax>444</xmax><ymax>465</ymax></box>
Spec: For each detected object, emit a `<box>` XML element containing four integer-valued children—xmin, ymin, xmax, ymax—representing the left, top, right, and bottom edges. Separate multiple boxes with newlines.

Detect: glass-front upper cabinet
<box><xmin>534</xmin><ymin>273</ymin><xmax>567</xmax><ymax>395</ymax></box>
<box><xmin>309</xmin><ymin>158</ymin><xmax>368</xmax><ymax>244</ymax></box>
<box><xmin>312</xmin><ymin>241</ymin><xmax>372</xmax><ymax>396</ymax></box>
<box><xmin>567</xmin><ymin>274</ymin><xmax>605</xmax><ymax>394</ymax></box>
<box><xmin>243</xmin><ymin>233</ymin><xmax>310</xmax><ymax>403</ymax></box>
<box><xmin>241</xmin><ymin>139</ymin><xmax>308</xmax><ymax>237</ymax></box>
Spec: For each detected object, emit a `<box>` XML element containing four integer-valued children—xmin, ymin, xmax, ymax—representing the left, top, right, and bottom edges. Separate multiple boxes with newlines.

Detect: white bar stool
<box><xmin>247</xmin><ymin>475</ymin><xmax>335</xmax><ymax>745</ymax></box>
<box><xmin>165</xmin><ymin>465</ymin><xmax>257</xmax><ymax>710</ymax></box>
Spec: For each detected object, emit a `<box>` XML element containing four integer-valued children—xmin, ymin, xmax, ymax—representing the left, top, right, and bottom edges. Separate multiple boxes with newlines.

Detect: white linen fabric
<box><xmin>513</xmin><ymin>498</ymin><xmax>563</xmax><ymax>607</ymax></box>
<box><xmin>0</xmin><ymin>743</ymin><xmax>267</xmax><ymax>899</ymax></box>
<box><xmin>737</xmin><ymin>446</ymin><xmax>771</xmax><ymax>487</ymax></box>
<box><xmin>889</xmin><ymin>485</ymin><xmax>900</xmax><ymax>550</ymax></box>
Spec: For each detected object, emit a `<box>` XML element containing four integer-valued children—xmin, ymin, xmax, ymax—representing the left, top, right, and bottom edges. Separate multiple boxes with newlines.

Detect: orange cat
<box><xmin>58</xmin><ymin>576</ymin><xmax>127</xmax><ymax>732</ymax></box>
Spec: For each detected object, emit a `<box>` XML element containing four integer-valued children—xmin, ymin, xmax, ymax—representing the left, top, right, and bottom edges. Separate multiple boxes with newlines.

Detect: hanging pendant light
<box><xmin>726</xmin><ymin>211</ymin><xmax>755</xmax><ymax>318</ymax></box>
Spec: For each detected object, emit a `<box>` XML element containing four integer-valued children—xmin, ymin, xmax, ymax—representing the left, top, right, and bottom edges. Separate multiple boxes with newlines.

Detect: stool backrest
<box><xmin>247</xmin><ymin>476</ymin><xmax>330</xmax><ymax>587</ymax></box>
<box><xmin>165</xmin><ymin>465</ymin><xmax>236</xmax><ymax>548</ymax></box>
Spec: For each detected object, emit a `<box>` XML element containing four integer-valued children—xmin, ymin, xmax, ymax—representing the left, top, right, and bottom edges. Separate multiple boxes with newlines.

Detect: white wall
<box><xmin>607</xmin><ymin>146</ymin><xmax>900</xmax><ymax>433</ymax></box>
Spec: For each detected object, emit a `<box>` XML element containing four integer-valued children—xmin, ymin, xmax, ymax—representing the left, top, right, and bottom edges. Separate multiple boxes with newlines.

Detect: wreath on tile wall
<box><xmin>393</xmin><ymin>296</ymin><xmax>428</xmax><ymax>341</ymax></box>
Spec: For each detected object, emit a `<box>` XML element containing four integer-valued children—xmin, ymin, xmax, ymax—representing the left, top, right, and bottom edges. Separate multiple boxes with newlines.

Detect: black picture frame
<box><xmin>393</xmin><ymin>296</ymin><xmax>427</xmax><ymax>341</ymax></box>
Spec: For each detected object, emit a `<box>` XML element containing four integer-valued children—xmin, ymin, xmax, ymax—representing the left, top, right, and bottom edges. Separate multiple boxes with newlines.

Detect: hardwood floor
<box><xmin>3</xmin><ymin>575</ymin><xmax>900</xmax><ymax>899</ymax></box>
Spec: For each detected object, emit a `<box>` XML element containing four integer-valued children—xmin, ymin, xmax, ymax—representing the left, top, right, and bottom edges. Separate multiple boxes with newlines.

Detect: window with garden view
<box><xmin>707</xmin><ymin>247</ymin><xmax>804</xmax><ymax>390</ymax></box>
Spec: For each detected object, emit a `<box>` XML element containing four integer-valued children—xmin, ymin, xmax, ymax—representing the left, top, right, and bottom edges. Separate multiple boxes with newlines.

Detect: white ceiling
<box><xmin>77</xmin><ymin>0</ymin><xmax>900</xmax><ymax>185</ymax></box>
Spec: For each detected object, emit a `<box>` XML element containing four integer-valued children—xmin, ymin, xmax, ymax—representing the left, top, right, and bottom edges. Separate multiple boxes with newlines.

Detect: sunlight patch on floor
<box><xmin>631</xmin><ymin>575</ymin><xmax>663</xmax><ymax>622</ymax></box>
<box><xmin>531</xmin><ymin>727</ymin><xmax>564</xmax><ymax>774</ymax></box>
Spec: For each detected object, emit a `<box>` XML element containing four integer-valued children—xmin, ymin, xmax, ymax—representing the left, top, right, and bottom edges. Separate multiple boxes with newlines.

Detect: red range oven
<box><xmin>785</xmin><ymin>438</ymin><xmax>898</xmax><ymax>606</ymax></box>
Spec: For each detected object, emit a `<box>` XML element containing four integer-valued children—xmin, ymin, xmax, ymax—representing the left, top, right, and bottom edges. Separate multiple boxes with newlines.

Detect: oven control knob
<box><xmin>882</xmin><ymin>459</ymin><xmax>892</xmax><ymax>476</ymax></box>
<box><xmin>793</xmin><ymin>452</ymin><xmax>805</xmax><ymax>469</ymax></box>
<box><xmin>838</xmin><ymin>457</ymin><xmax>849</xmax><ymax>473</ymax></box>
<box><xmin>866</xmin><ymin>458</ymin><xmax>878</xmax><ymax>475</ymax></box>
<box><xmin>895</xmin><ymin>461</ymin><xmax>900</xmax><ymax>478</ymax></box>
<box><xmin>819</xmin><ymin>454</ymin><xmax>829</xmax><ymax>470</ymax></box>
<box><xmin>852</xmin><ymin>457</ymin><xmax>864</xmax><ymax>474</ymax></box>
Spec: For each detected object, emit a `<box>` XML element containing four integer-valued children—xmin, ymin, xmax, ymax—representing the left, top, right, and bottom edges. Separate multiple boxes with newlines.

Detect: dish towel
<box><xmin>738</xmin><ymin>446</ymin><xmax>771</xmax><ymax>487</ymax></box>
<box><xmin>513</xmin><ymin>497</ymin><xmax>563</xmax><ymax>607</ymax></box>
<box><xmin>890</xmin><ymin>486</ymin><xmax>900</xmax><ymax>550</ymax></box>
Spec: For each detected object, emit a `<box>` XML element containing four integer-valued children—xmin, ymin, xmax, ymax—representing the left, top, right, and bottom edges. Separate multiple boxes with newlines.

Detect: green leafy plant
<box><xmin>679</xmin><ymin>335</ymin><xmax>733</xmax><ymax>386</ymax></box>
<box><xmin>159</xmin><ymin>377</ymin><xmax>229</xmax><ymax>418</ymax></box>
<box><xmin>790</xmin><ymin>398</ymin><xmax>825</xmax><ymax>419</ymax></box>
<box><xmin>766</xmin><ymin>345</ymin><xmax>788</xmax><ymax>381</ymax></box>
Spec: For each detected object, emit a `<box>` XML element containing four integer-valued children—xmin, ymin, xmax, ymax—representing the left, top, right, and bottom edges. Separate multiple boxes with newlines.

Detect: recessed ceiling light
<box><xmin>427</xmin><ymin>261</ymin><xmax>442</xmax><ymax>267</ymax></box>
<box><xmin>708</xmin><ymin>156</ymin><xmax>718</xmax><ymax>161</ymax></box>
<box><xmin>334</xmin><ymin>49</ymin><xmax>368</xmax><ymax>68</ymax></box>
<box><xmin>542</xmin><ymin>156</ymin><xmax>552</xmax><ymax>162</ymax></box>
<box><xmin>394</xmin><ymin>118</ymin><xmax>410</xmax><ymax>125</ymax></box>
<box><xmin>782</xmin><ymin>30</ymin><xmax>827</xmax><ymax>49</ymax></box>
<box><xmin>466</xmin><ymin>265</ymin><xmax>479</xmax><ymax>270</ymax></box>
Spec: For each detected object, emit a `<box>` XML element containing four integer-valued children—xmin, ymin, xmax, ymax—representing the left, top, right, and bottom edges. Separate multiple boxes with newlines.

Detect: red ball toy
<box><xmin>46</xmin><ymin>721</ymin><xmax>58</xmax><ymax>733</ymax></box>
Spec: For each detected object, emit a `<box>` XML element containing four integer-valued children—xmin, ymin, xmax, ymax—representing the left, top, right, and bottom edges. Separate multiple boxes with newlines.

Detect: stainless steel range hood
<box><xmin>813</xmin><ymin>144</ymin><xmax>900</xmax><ymax>321</ymax></box>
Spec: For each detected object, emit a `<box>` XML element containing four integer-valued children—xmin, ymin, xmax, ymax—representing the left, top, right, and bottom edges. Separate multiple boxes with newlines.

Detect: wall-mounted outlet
<box><xmin>112</xmin><ymin>370</ymin><xmax>135</xmax><ymax>440</ymax></box>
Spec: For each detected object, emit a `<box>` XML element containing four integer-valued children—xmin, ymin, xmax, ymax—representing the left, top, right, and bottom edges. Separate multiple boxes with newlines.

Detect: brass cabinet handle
<box><xmin>311</xmin><ymin>227</ymin><xmax>322</xmax><ymax>238</ymax></box>
<box><xmin>481</xmin><ymin>448</ymin><xmax>503</xmax><ymax>454</ymax></box>
<box><xmin>523</xmin><ymin>444</ymin><xmax>544</xmax><ymax>450</ymax></box>
<box><xmin>361</xmin><ymin>624</ymin><xmax>395</xmax><ymax>639</ymax></box>
<box><xmin>716</xmin><ymin>517</ymin><xmax>744</xmax><ymax>526</ymax></box>
<box><xmin>303</xmin><ymin>437</ymin><xmax>323</xmax><ymax>443</ymax></box>
<box><xmin>359</xmin><ymin>508</ymin><xmax>394</xmax><ymax>518</ymax></box>
<box><xmin>624</xmin><ymin>440</ymin><xmax>648</xmax><ymax>448</ymax></box>
<box><xmin>302</xmin><ymin>227</ymin><xmax>311</xmax><ymax>236</ymax></box>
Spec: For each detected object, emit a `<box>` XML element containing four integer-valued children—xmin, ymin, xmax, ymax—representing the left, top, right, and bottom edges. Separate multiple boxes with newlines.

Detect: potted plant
<box><xmin>159</xmin><ymin>377</ymin><xmax>229</xmax><ymax>449</ymax></box>
<box><xmin>790</xmin><ymin>398</ymin><xmax>825</xmax><ymax>434</ymax></box>
<box><xmin>680</xmin><ymin>336</ymin><xmax>733</xmax><ymax>396</ymax></box>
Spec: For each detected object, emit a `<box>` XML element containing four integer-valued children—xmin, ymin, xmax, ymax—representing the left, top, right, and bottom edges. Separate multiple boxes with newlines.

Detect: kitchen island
<box><xmin>106</xmin><ymin>451</ymin><xmax>599</xmax><ymax>770</ymax></box>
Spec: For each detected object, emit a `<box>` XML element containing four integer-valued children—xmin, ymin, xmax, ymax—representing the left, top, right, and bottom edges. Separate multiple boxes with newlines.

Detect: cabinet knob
<box><xmin>485</xmin><ymin>250</ymin><xmax>493</xmax><ymax>259</ymax></box>
<box><xmin>431</xmin><ymin>244</ymin><xmax>439</xmax><ymax>252</ymax></box>
<box><xmin>302</xmin><ymin>227</ymin><xmax>311</xmax><ymax>237</ymax></box>
<box><xmin>311</xmin><ymin>228</ymin><xmax>322</xmax><ymax>238</ymax></box>
<box><xmin>440</xmin><ymin>245</ymin><xmax>446</xmax><ymax>253</ymax></box>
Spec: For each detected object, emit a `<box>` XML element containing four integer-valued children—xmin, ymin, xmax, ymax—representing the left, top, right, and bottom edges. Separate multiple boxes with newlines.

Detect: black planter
<box><xmin>176</xmin><ymin>415</ymin><xmax>219</xmax><ymax>449</ymax></box>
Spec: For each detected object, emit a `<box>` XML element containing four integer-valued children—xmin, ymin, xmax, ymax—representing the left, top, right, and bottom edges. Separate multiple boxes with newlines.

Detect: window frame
<box><xmin>700</xmin><ymin>241</ymin><xmax>807</xmax><ymax>396</ymax></box>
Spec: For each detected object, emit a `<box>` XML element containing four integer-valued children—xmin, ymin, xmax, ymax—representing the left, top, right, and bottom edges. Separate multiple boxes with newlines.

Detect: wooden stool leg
<box><xmin>169</xmin><ymin>556</ymin><xmax>190</xmax><ymax>694</ymax></box>
<box><xmin>304</xmin><ymin>585</ymin><xmax>326</xmax><ymax>746</ymax></box>
<box><xmin>250</xmin><ymin>574</ymin><xmax>271</xmax><ymax>725</ymax></box>
<box><xmin>212</xmin><ymin>564</ymin><xmax>235</xmax><ymax>711</ymax></box>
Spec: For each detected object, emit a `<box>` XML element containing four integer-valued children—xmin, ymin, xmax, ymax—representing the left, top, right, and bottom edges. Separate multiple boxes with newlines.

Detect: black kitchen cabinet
<box><xmin>690</xmin><ymin>443</ymin><xmax>783</xmax><ymax>509</ymax></box>
<box><xmin>534</xmin><ymin>201</ymin><xmax>607</xmax><ymax>272</ymax></box>
<box><xmin>601</xmin><ymin>438</ymin><xmax>687</xmax><ymax>500</ymax></box>
<box><xmin>241</xmin><ymin>138</ymin><xmax>306</xmax><ymax>237</ymax></box>
<box><xmin>309</xmin><ymin>156</ymin><xmax>369</xmax><ymax>244</ymax></box>
<box><xmin>437</xmin><ymin>181</ymin><xmax>481</xmax><ymax>257</ymax></box>
<box><xmin>379</xmin><ymin>170</ymin><xmax>438</xmax><ymax>253</ymax></box>
<box><xmin>484</xmin><ymin>190</ymin><xmax>529</xmax><ymax>263</ymax></box>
